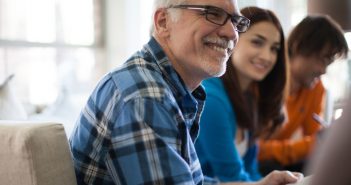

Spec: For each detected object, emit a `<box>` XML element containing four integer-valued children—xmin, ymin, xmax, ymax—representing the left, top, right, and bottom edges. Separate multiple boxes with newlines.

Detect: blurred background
<box><xmin>0</xmin><ymin>0</ymin><xmax>350</xmax><ymax>134</ymax></box>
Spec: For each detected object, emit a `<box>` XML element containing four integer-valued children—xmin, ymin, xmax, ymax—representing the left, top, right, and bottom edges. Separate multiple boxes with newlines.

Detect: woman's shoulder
<box><xmin>202</xmin><ymin>78</ymin><xmax>232</xmax><ymax>108</ymax></box>
<box><xmin>202</xmin><ymin>78</ymin><xmax>225</xmax><ymax>94</ymax></box>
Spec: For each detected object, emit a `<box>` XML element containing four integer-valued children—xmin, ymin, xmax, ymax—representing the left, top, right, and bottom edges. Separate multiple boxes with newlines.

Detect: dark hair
<box><xmin>288</xmin><ymin>14</ymin><xmax>348</xmax><ymax>60</ymax></box>
<box><xmin>221</xmin><ymin>6</ymin><xmax>288</xmax><ymax>137</ymax></box>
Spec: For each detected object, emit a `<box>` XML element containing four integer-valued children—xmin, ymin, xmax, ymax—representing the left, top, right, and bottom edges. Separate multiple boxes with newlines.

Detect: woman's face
<box><xmin>231</xmin><ymin>21</ymin><xmax>281</xmax><ymax>83</ymax></box>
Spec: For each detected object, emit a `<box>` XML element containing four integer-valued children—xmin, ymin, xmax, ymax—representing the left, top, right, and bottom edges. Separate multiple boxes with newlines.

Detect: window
<box><xmin>0</xmin><ymin>0</ymin><xmax>104</xmax><ymax>107</ymax></box>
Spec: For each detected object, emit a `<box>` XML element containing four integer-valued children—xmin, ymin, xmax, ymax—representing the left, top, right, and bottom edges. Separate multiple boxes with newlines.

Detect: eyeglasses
<box><xmin>168</xmin><ymin>4</ymin><xmax>250</xmax><ymax>33</ymax></box>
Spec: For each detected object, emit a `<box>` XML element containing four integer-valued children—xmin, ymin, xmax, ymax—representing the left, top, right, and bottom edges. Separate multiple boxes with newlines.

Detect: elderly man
<box><xmin>70</xmin><ymin>0</ymin><xmax>301</xmax><ymax>184</ymax></box>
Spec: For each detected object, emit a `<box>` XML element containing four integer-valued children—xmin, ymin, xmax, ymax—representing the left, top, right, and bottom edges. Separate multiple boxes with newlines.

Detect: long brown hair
<box><xmin>221</xmin><ymin>6</ymin><xmax>288</xmax><ymax>137</ymax></box>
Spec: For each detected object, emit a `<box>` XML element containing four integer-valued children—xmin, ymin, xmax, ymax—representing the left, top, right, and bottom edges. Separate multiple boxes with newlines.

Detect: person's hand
<box><xmin>219</xmin><ymin>170</ymin><xmax>303</xmax><ymax>185</ymax></box>
<box><xmin>257</xmin><ymin>170</ymin><xmax>303</xmax><ymax>185</ymax></box>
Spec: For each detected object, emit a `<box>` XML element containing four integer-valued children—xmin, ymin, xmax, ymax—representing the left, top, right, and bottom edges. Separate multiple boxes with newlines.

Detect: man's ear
<box><xmin>154</xmin><ymin>9</ymin><xmax>170</xmax><ymax>37</ymax></box>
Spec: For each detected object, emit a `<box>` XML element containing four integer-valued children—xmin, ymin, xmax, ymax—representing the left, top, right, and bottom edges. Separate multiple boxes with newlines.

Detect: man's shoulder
<box><xmin>114</xmin><ymin>58</ymin><xmax>164</xmax><ymax>84</ymax></box>
<box><xmin>99</xmin><ymin>58</ymin><xmax>170</xmax><ymax>101</ymax></box>
<box><xmin>314</xmin><ymin>80</ymin><xmax>325</xmax><ymax>92</ymax></box>
<box><xmin>303</xmin><ymin>80</ymin><xmax>325</xmax><ymax>96</ymax></box>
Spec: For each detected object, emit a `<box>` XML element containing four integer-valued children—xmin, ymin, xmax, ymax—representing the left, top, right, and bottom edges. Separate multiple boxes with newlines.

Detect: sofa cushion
<box><xmin>0</xmin><ymin>122</ymin><xmax>77</xmax><ymax>185</ymax></box>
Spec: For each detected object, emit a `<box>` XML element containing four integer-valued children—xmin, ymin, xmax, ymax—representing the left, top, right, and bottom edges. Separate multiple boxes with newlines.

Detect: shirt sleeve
<box><xmin>258</xmin><ymin>136</ymin><xmax>316</xmax><ymax>165</ymax></box>
<box><xmin>243</xmin><ymin>144</ymin><xmax>262</xmax><ymax>181</ymax></box>
<box><xmin>108</xmin><ymin>98</ymin><xmax>199</xmax><ymax>185</ymax></box>
<box><xmin>258</xmin><ymin>81</ymin><xmax>325</xmax><ymax>165</ymax></box>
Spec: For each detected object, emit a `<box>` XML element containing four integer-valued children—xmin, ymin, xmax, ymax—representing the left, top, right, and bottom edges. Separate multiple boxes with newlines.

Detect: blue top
<box><xmin>195</xmin><ymin>78</ymin><xmax>262</xmax><ymax>182</ymax></box>
<box><xmin>69</xmin><ymin>37</ymin><xmax>217</xmax><ymax>185</ymax></box>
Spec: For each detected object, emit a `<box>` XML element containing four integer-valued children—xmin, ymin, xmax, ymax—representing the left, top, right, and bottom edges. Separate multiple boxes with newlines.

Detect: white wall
<box><xmin>238</xmin><ymin>0</ymin><xmax>307</xmax><ymax>34</ymax></box>
<box><xmin>105</xmin><ymin>0</ymin><xmax>154</xmax><ymax>69</ymax></box>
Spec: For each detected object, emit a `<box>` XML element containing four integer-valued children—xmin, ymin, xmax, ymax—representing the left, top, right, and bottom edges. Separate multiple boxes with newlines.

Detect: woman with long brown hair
<box><xmin>195</xmin><ymin>6</ymin><xmax>289</xmax><ymax>182</ymax></box>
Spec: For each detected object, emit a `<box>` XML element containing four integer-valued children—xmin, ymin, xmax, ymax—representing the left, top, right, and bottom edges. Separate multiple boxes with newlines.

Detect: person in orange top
<box><xmin>258</xmin><ymin>14</ymin><xmax>349</xmax><ymax>174</ymax></box>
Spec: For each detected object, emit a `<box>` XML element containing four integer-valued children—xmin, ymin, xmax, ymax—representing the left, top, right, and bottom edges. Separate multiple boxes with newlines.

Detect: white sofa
<box><xmin>0</xmin><ymin>121</ymin><xmax>77</xmax><ymax>185</ymax></box>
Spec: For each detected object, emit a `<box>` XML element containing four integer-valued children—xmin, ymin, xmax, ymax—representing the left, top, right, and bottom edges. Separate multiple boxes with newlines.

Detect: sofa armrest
<box><xmin>0</xmin><ymin>122</ymin><xmax>77</xmax><ymax>185</ymax></box>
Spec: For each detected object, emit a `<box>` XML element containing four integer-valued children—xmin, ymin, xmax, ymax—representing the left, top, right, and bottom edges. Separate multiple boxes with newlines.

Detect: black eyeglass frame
<box><xmin>168</xmin><ymin>4</ymin><xmax>250</xmax><ymax>33</ymax></box>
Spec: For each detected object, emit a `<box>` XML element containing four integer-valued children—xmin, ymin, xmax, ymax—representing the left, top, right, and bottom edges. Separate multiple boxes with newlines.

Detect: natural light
<box><xmin>0</xmin><ymin>0</ymin><xmax>350</xmax><ymax>121</ymax></box>
<box><xmin>345</xmin><ymin>32</ymin><xmax>351</xmax><ymax>48</ymax></box>
<box><xmin>0</xmin><ymin>0</ymin><xmax>98</xmax><ymax>106</ymax></box>
<box><xmin>60</xmin><ymin>0</ymin><xmax>95</xmax><ymax>45</ymax></box>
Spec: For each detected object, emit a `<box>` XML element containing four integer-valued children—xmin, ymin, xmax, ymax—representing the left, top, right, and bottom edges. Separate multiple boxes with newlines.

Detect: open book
<box><xmin>287</xmin><ymin>175</ymin><xmax>312</xmax><ymax>185</ymax></box>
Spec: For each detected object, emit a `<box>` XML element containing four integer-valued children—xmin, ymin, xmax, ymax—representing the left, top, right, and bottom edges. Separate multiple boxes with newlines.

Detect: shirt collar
<box><xmin>145</xmin><ymin>37</ymin><xmax>206</xmax><ymax>131</ymax></box>
<box><xmin>144</xmin><ymin>37</ymin><xmax>206</xmax><ymax>102</ymax></box>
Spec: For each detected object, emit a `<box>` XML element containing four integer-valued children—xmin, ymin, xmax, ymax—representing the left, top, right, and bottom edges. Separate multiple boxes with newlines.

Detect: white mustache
<box><xmin>203</xmin><ymin>37</ymin><xmax>234</xmax><ymax>51</ymax></box>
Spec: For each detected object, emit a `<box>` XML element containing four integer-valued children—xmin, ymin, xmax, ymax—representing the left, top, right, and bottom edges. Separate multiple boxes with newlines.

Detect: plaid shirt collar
<box><xmin>145</xmin><ymin>37</ymin><xmax>206</xmax><ymax>129</ymax></box>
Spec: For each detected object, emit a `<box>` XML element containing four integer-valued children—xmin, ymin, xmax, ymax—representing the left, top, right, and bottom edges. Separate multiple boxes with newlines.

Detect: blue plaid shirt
<box><xmin>69</xmin><ymin>37</ymin><xmax>211</xmax><ymax>185</ymax></box>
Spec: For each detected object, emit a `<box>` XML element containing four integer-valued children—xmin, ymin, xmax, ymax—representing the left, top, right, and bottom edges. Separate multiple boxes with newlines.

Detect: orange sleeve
<box><xmin>258</xmin><ymin>81</ymin><xmax>325</xmax><ymax>165</ymax></box>
<box><xmin>303</xmin><ymin>82</ymin><xmax>325</xmax><ymax>135</ymax></box>
<box><xmin>258</xmin><ymin>136</ymin><xmax>316</xmax><ymax>165</ymax></box>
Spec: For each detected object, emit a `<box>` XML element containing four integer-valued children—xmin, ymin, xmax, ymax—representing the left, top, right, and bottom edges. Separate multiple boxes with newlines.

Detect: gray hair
<box><xmin>150</xmin><ymin>0</ymin><xmax>187</xmax><ymax>36</ymax></box>
<box><xmin>153</xmin><ymin>0</ymin><xmax>186</xmax><ymax>9</ymax></box>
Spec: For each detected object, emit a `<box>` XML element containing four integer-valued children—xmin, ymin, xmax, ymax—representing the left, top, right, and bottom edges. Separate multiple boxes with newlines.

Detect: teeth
<box><xmin>204</xmin><ymin>37</ymin><xmax>234</xmax><ymax>51</ymax></box>
<box><xmin>255</xmin><ymin>63</ymin><xmax>264</xmax><ymax>68</ymax></box>
<box><xmin>212</xmin><ymin>46</ymin><xmax>226</xmax><ymax>53</ymax></box>
<box><xmin>253</xmin><ymin>62</ymin><xmax>268</xmax><ymax>70</ymax></box>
